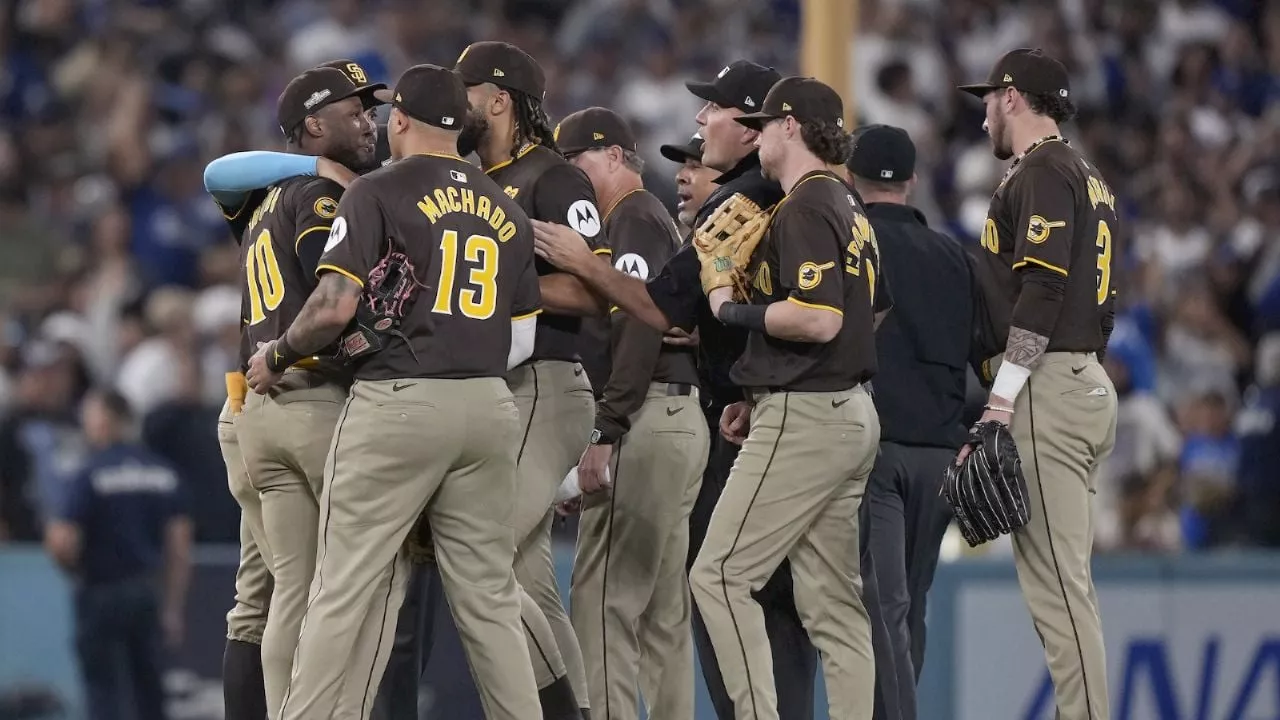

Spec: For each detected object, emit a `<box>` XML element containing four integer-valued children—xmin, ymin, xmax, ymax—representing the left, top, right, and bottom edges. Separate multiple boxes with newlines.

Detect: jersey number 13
<box><xmin>432</xmin><ymin>230</ymin><xmax>499</xmax><ymax>320</ymax></box>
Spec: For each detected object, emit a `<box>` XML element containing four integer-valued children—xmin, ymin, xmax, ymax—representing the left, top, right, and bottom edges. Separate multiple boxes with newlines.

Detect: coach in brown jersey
<box><xmin>689</xmin><ymin>77</ymin><xmax>882</xmax><ymax>720</ymax></box>
<box><xmin>454</xmin><ymin>40</ymin><xmax>600</xmax><ymax>714</ymax></box>
<box><xmin>555</xmin><ymin>107</ymin><xmax>710</xmax><ymax>720</ymax></box>
<box><xmin>958</xmin><ymin>49</ymin><xmax>1121</xmax><ymax>720</ymax></box>
<box><xmin>246</xmin><ymin>64</ymin><xmax>544</xmax><ymax>720</ymax></box>
<box><xmin>232</xmin><ymin>65</ymin><xmax>387</xmax><ymax>720</ymax></box>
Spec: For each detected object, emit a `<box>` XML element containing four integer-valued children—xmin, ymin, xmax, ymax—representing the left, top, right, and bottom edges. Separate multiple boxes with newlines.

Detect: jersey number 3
<box><xmin>246</xmin><ymin>229</ymin><xmax>285</xmax><ymax>325</ymax></box>
<box><xmin>1095</xmin><ymin>220</ymin><xmax>1112</xmax><ymax>306</ymax></box>
<box><xmin>432</xmin><ymin>230</ymin><xmax>498</xmax><ymax>320</ymax></box>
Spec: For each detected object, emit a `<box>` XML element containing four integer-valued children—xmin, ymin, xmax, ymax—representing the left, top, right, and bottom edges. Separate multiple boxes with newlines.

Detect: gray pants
<box><xmin>861</xmin><ymin>442</ymin><xmax>955</xmax><ymax>720</ymax></box>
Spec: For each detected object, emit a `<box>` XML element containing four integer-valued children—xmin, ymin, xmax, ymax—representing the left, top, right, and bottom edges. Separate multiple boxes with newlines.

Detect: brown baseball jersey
<box><xmin>213</xmin><ymin>189</ymin><xmax>269</xmax><ymax>372</ymax></box>
<box><xmin>974</xmin><ymin>138</ymin><xmax>1121</xmax><ymax>352</ymax></box>
<box><xmin>317</xmin><ymin>152</ymin><xmax>541</xmax><ymax>380</ymax></box>
<box><xmin>591</xmin><ymin>189</ymin><xmax>700</xmax><ymax>440</ymax></box>
<box><xmin>485</xmin><ymin>143</ymin><xmax>607</xmax><ymax>362</ymax></box>
<box><xmin>731</xmin><ymin>170</ymin><xmax>886</xmax><ymax>391</ymax></box>
<box><xmin>236</xmin><ymin>178</ymin><xmax>343</xmax><ymax>370</ymax></box>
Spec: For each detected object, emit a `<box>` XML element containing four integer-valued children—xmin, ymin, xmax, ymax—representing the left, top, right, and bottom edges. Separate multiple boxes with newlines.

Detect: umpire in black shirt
<box><xmin>848</xmin><ymin>125</ymin><xmax>969</xmax><ymax>720</ymax></box>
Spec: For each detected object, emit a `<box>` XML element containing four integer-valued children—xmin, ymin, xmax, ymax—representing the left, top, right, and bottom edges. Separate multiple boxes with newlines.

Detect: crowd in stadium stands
<box><xmin>1</xmin><ymin>0</ymin><xmax>1279</xmax><ymax>553</ymax></box>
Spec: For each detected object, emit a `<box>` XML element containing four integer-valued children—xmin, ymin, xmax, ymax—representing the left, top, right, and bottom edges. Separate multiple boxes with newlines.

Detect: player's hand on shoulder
<box><xmin>531</xmin><ymin>219</ymin><xmax>594</xmax><ymax>271</ymax></box>
<box><xmin>316</xmin><ymin>157</ymin><xmax>358</xmax><ymax>188</ymax></box>
<box><xmin>720</xmin><ymin>401</ymin><xmax>752</xmax><ymax>445</ymax></box>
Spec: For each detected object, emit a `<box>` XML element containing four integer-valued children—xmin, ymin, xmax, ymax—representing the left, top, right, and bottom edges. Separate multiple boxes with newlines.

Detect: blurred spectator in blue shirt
<box><xmin>43</xmin><ymin>388</ymin><xmax>191</xmax><ymax>720</ymax></box>
<box><xmin>1175</xmin><ymin>389</ymin><xmax>1242</xmax><ymax>549</ymax></box>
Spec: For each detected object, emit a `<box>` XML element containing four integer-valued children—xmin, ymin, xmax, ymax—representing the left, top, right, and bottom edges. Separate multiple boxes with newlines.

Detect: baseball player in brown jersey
<box><xmin>958</xmin><ymin>49</ymin><xmax>1120</xmax><ymax>720</ymax></box>
<box><xmin>454</xmin><ymin>40</ymin><xmax>603</xmax><ymax>714</ymax></box>
<box><xmin>246</xmin><ymin>64</ymin><xmax>544</xmax><ymax>720</ymax></box>
<box><xmin>235</xmin><ymin>66</ymin><xmax>386</xmax><ymax>720</ymax></box>
<box><xmin>213</xmin><ymin>201</ymin><xmax>271</xmax><ymax>720</ymax></box>
<box><xmin>207</xmin><ymin>64</ymin><xmax>383</xmax><ymax>719</ymax></box>
<box><xmin>554</xmin><ymin>108</ymin><xmax>710</xmax><ymax>720</ymax></box>
<box><xmin>690</xmin><ymin>77</ymin><xmax>885</xmax><ymax>720</ymax></box>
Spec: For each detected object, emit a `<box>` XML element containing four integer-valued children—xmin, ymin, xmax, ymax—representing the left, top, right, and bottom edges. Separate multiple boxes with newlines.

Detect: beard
<box><xmin>329</xmin><ymin>144</ymin><xmax>375</xmax><ymax>175</ymax></box>
<box><xmin>988</xmin><ymin>113</ymin><xmax>1013</xmax><ymax>160</ymax></box>
<box><xmin>457</xmin><ymin>107</ymin><xmax>489</xmax><ymax>158</ymax></box>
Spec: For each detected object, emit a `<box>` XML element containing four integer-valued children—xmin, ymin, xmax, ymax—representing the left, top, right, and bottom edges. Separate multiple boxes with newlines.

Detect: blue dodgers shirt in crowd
<box><xmin>57</xmin><ymin>443</ymin><xmax>187</xmax><ymax>585</ymax></box>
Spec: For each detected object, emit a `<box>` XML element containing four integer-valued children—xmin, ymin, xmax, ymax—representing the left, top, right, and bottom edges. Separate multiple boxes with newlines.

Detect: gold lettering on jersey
<box><xmin>249</xmin><ymin>186</ymin><xmax>284</xmax><ymax>228</ymax></box>
<box><xmin>754</xmin><ymin>262</ymin><xmax>772</xmax><ymax>296</ymax></box>
<box><xmin>435</xmin><ymin>189</ymin><xmax>456</xmax><ymax>214</ymax></box>
<box><xmin>980</xmin><ymin>218</ymin><xmax>1000</xmax><ymax>254</ymax></box>
<box><xmin>845</xmin><ymin>212</ymin><xmax>874</xmax><ymax>275</ymax></box>
<box><xmin>416</xmin><ymin>187</ymin><xmax>517</xmax><ymax>243</ymax></box>
<box><xmin>1086</xmin><ymin>176</ymin><xmax>1116</xmax><ymax>212</ymax></box>
<box><xmin>417</xmin><ymin>196</ymin><xmax>443</xmax><ymax>223</ymax></box>
<box><xmin>504</xmin><ymin>186</ymin><xmax>520</xmax><ymax>199</ymax></box>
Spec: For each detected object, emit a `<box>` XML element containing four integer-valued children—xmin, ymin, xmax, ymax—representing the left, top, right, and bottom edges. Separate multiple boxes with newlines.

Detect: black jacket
<box><xmin>866</xmin><ymin>202</ymin><xmax>973</xmax><ymax>449</ymax></box>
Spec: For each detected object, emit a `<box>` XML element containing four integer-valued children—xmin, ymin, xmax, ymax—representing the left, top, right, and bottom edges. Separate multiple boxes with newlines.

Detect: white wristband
<box><xmin>990</xmin><ymin>361</ymin><xmax>1031</xmax><ymax>402</ymax></box>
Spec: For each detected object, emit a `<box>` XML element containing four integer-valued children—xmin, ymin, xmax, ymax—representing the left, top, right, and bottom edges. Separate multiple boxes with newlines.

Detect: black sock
<box><xmin>537</xmin><ymin>675</ymin><xmax>581</xmax><ymax>720</ymax></box>
<box><xmin>223</xmin><ymin>639</ymin><xmax>267</xmax><ymax>720</ymax></box>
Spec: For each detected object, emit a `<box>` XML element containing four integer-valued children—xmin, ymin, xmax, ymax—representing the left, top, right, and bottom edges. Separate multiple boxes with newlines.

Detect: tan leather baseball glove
<box><xmin>694</xmin><ymin>193</ymin><xmax>771</xmax><ymax>300</ymax></box>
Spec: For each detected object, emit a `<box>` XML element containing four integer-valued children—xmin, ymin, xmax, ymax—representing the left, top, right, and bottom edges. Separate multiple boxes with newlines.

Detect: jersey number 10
<box><xmin>432</xmin><ymin>230</ymin><xmax>499</xmax><ymax>320</ymax></box>
<box><xmin>246</xmin><ymin>229</ymin><xmax>285</xmax><ymax>325</ymax></box>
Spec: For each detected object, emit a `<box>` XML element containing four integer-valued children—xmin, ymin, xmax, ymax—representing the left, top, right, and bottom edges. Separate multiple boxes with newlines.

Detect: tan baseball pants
<box><xmin>235</xmin><ymin>369</ymin><xmax>348</xmax><ymax>719</ymax></box>
<box><xmin>690</xmin><ymin>387</ymin><xmax>880</xmax><ymax>720</ymax></box>
<box><xmin>570</xmin><ymin>384</ymin><xmax>709</xmax><ymax>720</ymax></box>
<box><xmin>219</xmin><ymin>390</ymin><xmax>272</xmax><ymax>645</ymax></box>
<box><xmin>278</xmin><ymin>377</ymin><xmax>540</xmax><ymax>720</ymax></box>
<box><xmin>507</xmin><ymin>359</ymin><xmax>594</xmax><ymax>706</ymax></box>
<box><xmin>1008</xmin><ymin>352</ymin><xmax>1117</xmax><ymax>720</ymax></box>
<box><xmin>405</xmin><ymin>510</ymin><xmax>568</xmax><ymax>689</ymax></box>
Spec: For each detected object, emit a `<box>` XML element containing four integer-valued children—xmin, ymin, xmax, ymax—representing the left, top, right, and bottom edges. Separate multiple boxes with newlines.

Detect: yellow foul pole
<box><xmin>800</xmin><ymin>0</ymin><xmax>858</xmax><ymax>128</ymax></box>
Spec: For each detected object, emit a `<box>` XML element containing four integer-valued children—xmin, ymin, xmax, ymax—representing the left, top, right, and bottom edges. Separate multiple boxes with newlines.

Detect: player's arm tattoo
<box><xmin>284</xmin><ymin>273</ymin><xmax>362</xmax><ymax>354</ymax></box>
<box><xmin>1004</xmin><ymin>326</ymin><xmax>1050</xmax><ymax>369</ymax></box>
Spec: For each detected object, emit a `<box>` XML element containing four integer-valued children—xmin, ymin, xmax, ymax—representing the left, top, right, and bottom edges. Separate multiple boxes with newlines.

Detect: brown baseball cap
<box><xmin>277</xmin><ymin>67</ymin><xmax>369</xmax><ymax>136</ymax></box>
<box><xmin>377</xmin><ymin>64</ymin><xmax>468</xmax><ymax>131</ymax></box>
<box><xmin>555</xmin><ymin>107</ymin><xmax>637</xmax><ymax>158</ymax></box>
<box><xmin>735</xmin><ymin>76</ymin><xmax>845</xmax><ymax>130</ymax></box>
<box><xmin>318</xmin><ymin>59</ymin><xmax>388</xmax><ymax>105</ymax></box>
<box><xmin>686</xmin><ymin>60</ymin><xmax>781</xmax><ymax>114</ymax></box>
<box><xmin>453</xmin><ymin>41</ymin><xmax>546</xmax><ymax>100</ymax></box>
<box><xmin>958</xmin><ymin>48</ymin><xmax>1070</xmax><ymax>99</ymax></box>
<box><xmin>659</xmin><ymin>130</ymin><xmax>705</xmax><ymax>164</ymax></box>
